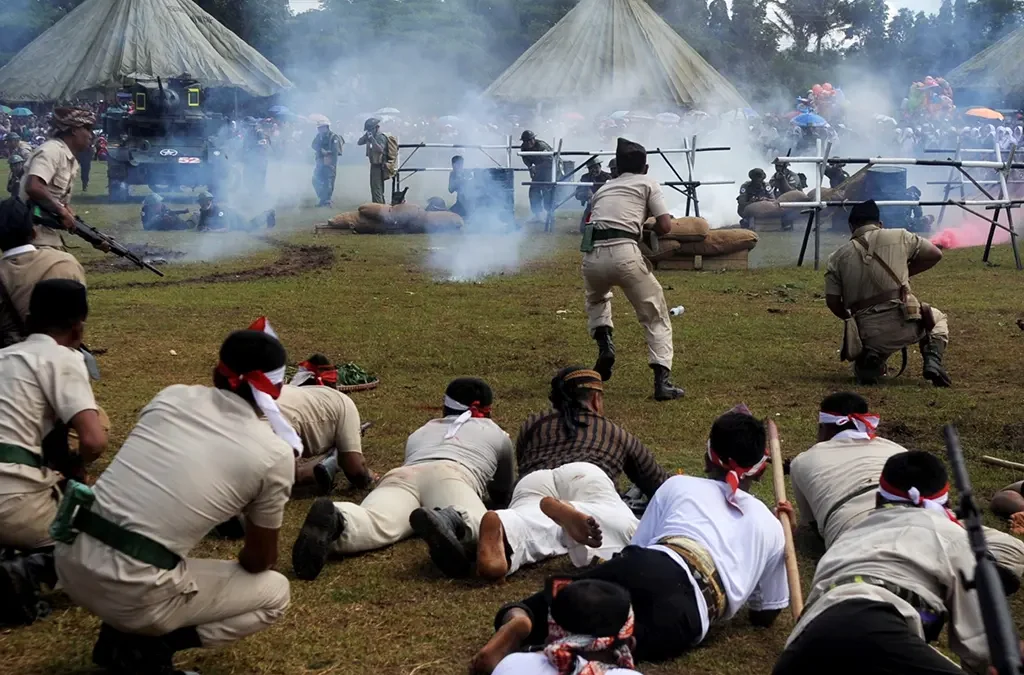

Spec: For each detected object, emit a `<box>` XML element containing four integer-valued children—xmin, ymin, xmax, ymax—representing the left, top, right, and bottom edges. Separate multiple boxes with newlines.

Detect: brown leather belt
<box><xmin>847</xmin><ymin>288</ymin><xmax>903</xmax><ymax>314</ymax></box>
<box><xmin>658</xmin><ymin>536</ymin><xmax>727</xmax><ymax>623</ymax></box>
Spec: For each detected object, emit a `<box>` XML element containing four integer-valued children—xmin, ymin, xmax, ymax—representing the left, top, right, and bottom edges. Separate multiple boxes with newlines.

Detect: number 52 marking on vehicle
<box><xmin>177</xmin><ymin>157</ymin><xmax>202</xmax><ymax>164</ymax></box>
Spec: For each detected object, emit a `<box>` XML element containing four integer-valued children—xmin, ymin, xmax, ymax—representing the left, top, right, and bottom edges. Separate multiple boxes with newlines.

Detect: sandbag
<box><xmin>676</xmin><ymin>228</ymin><xmax>759</xmax><ymax>256</ymax></box>
<box><xmin>742</xmin><ymin>200</ymin><xmax>783</xmax><ymax>219</ymax></box>
<box><xmin>422</xmin><ymin>210</ymin><xmax>463</xmax><ymax>233</ymax></box>
<box><xmin>352</xmin><ymin>218</ymin><xmax>403</xmax><ymax>235</ymax></box>
<box><xmin>358</xmin><ymin>202</ymin><xmax>426</xmax><ymax>229</ymax></box>
<box><xmin>778</xmin><ymin>190</ymin><xmax>810</xmax><ymax>203</ymax></box>
<box><xmin>326</xmin><ymin>211</ymin><xmax>362</xmax><ymax>229</ymax></box>
<box><xmin>662</xmin><ymin>217</ymin><xmax>709</xmax><ymax>242</ymax></box>
<box><xmin>358</xmin><ymin>203</ymin><xmax>391</xmax><ymax>221</ymax></box>
<box><xmin>647</xmin><ymin>238</ymin><xmax>682</xmax><ymax>262</ymax></box>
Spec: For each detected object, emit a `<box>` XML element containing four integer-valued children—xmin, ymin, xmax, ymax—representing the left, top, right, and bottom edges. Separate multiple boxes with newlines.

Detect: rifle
<box><xmin>32</xmin><ymin>206</ymin><xmax>165</xmax><ymax>276</ymax></box>
<box><xmin>944</xmin><ymin>424</ymin><xmax>1024</xmax><ymax>675</ymax></box>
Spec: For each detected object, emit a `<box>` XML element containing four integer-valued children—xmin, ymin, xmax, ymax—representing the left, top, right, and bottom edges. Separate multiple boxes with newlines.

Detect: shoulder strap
<box><xmin>853</xmin><ymin>235</ymin><xmax>904</xmax><ymax>289</ymax></box>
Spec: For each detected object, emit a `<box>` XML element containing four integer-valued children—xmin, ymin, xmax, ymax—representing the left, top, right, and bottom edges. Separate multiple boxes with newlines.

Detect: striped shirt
<box><xmin>514</xmin><ymin>409</ymin><xmax>668</xmax><ymax>497</ymax></box>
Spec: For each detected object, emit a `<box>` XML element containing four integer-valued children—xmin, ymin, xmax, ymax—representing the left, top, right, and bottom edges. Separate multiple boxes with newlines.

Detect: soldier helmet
<box><xmin>143</xmin><ymin>193</ymin><xmax>164</xmax><ymax>206</ymax></box>
<box><xmin>586</xmin><ymin>158</ymin><xmax>602</xmax><ymax>169</ymax></box>
<box><xmin>364</xmin><ymin>117</ymin><xmax>381</xmax><ymax>131</ymax></box>
<box><xmin>772</xmin><ymin>157</ymin><xmax>788</xmax><ymax>167</ymax></box>
<box><xmin>520</xmin><ymin>130</ymin><xmax>536</xmax><ymax>142</ymax></box>
<box><xmin>748</xmin><ymin>168</ymin><xmax>766</xmax><ymax>181</ymax></box>
<box><xmin>197</xmin><ymin>190</ymin><xmax>214</xmax><ymax>203</ymax></box>
<box><xmin>8</xmin><ymin>154</ymin><xmax>24</xmax><ymax>166</ymax></box>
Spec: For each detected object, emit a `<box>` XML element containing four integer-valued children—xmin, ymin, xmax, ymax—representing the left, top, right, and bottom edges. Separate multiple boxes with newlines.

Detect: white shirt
<box><xmin>631</xmin><ymin>475</ymin><xmax>789</xmax><ymax>640</ymax></box>
<box><xmin>493</xmin><ymin>652</ymin><xmax>641</xmax><ymax>675</ymax></box>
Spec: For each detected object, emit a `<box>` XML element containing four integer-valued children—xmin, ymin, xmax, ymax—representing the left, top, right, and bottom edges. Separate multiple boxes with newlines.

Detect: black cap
<box><xmin>849</xmin><ymin>200</ymin><xmax>881</xmax><ymax>226</ymax></box>
<box><xmin>616</xmin><ymin>137</ymin><xmax>646</xmax><ymax>174</ymax></box>
<box><xmin>616</xmin><ymin>137</ymin><xmax>645</xmax><ymax>158</ymax></box>
<box><xmin>521</xmin><ymin>130</ymin><xmax>535</xmax><ymax>142</ymax></box>
<box><xmin>28</xmin><ymin>279</ymin><xmax>88</xmax><ymax>332</ymax></box>
<box><xmin>219</xmin><ymin>330</ymin><xmax>286</xmax><ymax>376</ymax></box>
<box><xmin>880</xmin><ymin>451</ymin><xmax>948</xmax><ymax>498</ymax></box>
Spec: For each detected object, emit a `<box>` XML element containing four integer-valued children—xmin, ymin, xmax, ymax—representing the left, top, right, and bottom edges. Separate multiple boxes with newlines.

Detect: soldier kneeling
<box><xmin>193</xmin><ymin>191</ymin><xmax>275</xmax><ymax>232</ymax></box>
<box><xmin>141</xmin><ymin>194</ymin><xmax>190</xmax><ymax>231</ymax></box>
<box><xmin>825</xmin><ymin>200</ymin><xmax>950</xmax><ymax>387</ymax></box>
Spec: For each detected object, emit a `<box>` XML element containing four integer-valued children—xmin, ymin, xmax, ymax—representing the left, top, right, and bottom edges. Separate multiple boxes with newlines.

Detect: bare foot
<box><xmin>469</xmin><ymin>612</ymin><xmax>532</xmax><ymax>675</ymax></box>
<box><xmin>1010</xmin><ymin>512</ymin><xmax>1024</xmax><ymax>536</ymax></box>
<box><xmin>477</xmin><ymin>511</ymin><xmax>510</xmax><ymax>581</ymax></box>
<box><xmin>540</xmin><ymin>496</ymin><xmax>602</xmax><ymax>548</ymax></box>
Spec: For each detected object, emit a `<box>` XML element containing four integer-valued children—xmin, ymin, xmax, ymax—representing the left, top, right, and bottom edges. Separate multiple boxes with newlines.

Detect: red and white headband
<box><xmin>443</xmin><ymin>394</ymin><xmax>491</xmax><ymax>439</ymax></box>
<box><xmin>878</xmin><ymin>476</ymin><xmax>959</xmax><ymax>524</ymax></box>
<box><xmin>227</xmin><ymin>317</ymin><xmax>304</xmax><ymax>456</ymax></box>
<box><xmin>706</xmin><ymin>440</ymin><xmax>769</xmax><ymax>511</ymax></box>
<box><xmin>819</xmin><ymin>411</ymin><xmax>880</xmax><ymax>440</ymax></box>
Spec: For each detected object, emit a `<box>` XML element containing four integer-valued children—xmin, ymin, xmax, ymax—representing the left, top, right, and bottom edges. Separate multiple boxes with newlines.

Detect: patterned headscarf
<box><xmin>544</xmin><ymin>606</ymin><xmax>635</xmax><ymax>675</ymax></box>
<box><xmin>49</xmin><ymin>107</ymin><xmax>96</xmax><ymax>135</ymax></box>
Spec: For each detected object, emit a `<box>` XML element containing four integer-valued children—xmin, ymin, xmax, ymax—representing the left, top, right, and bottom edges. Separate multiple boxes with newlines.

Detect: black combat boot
<box><xmin>920</xmin><ymin>339</ymin><xmax>952</xmax><ymax>387</ymax></box>
<box><xmin>593</xmin><ymin>326</ymin><xmax>615</xmax><ymax>382</ymax></box>
<box><xmin>0</xmin><ymin>550</ymin><xmax>56</xmax><ymax>626</ymax></box>
<box><xmin>313</xmin><ymin>451</ymin><xmax>340</xmax><ymax>496</ymax></box>
<box><xmin>292</xmin><ymin>497</ymin><xmax>346</xmax><ymax>581</ymax></box>
<box><xmin>409</xmin><ymin>506</ymin><xmax>474</xmax><ymax>578</ymax></box>
<box><xmin>651</xmin><ymin>365</ymin><xmax>685</xmax><ymax>401</ymax></box>
<box><xmin>854</xmin><ymin>349</ymin><xmax>888</xmax><ymax>385</ymax></box>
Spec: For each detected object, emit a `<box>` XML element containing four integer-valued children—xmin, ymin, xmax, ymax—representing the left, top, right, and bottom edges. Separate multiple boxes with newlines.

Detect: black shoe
<box><xmin>652</xmin><ymin>365</ymin><xmax>685</xmax><ymax>401</ymax></box>
<box><xmin>292</xmin><ymin>497</ymin><xmax>345</xmax><ymax>581</ymax></box>
<box><xmin>0</xmin><ymin>551</ymin><xmax>54</xmax><ymax>626</ymax></box>
<box><xmin>313</xmin><ymin>452</ymin><xmax>339</xmax><ymax>496</ymax></box>
<box><xmin>854</xmin><ymin>350</ymin><xmax>888</xmax><ymax>385</ymax></box>
<box><xmin>921</xmin><ymin>339</ymin><xmax>952</xmax><ymax>387</ymax></box>
<box><xmin>593</xmin><ymin>326</ymin><xmax>615</xmax><ymax>382</ymax></box>
<box><xmin>409</xmin><ymin>507</ymin><xmax>473</xmax><ymax>578</ymax></box>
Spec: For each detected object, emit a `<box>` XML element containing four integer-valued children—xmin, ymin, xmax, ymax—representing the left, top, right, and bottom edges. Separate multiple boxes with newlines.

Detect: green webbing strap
<box><xmin>73</xmin><ymin>508</ymin><xmax>181</xmax><ymax>570</ymax></box>
<box><xmin>0</xmin><ymin>442</ymin><xmax>44</xmax><ymax>469</ymax></box>
<box><xmin>592</xmin><ymin>228</ymin><xmax>639</xmax><ymax>242</ymax></box>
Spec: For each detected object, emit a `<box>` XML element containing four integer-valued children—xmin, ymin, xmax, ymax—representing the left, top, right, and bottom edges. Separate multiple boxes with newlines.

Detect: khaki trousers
<box><xmin>57</xmin><ymin>557</ymin><xmax>290</xmax><ymax>648</ymax></box>
<box><xmin>370</xmin><ymin>164</ymin><xmax>387</xmax><ymax>204</ymax></box>
<box><xmin>856</xmin><ymin>304</ymin><xmax>949</xmax><ymax>356</ymax></box>
<box><xmin>497</xmin><ymin>462</ymin><xmax>639</xmax><ymax>575</ymax></box>
<box><xmin>0</xmin><ymin>486</ymin><xmax>59</xmax><ymax>549</ymax></box>
<box><xmin>582</xmin><ymin>241</ymin><xmax>674</xmax><ymax>368</ymax></box>
<box><xmin>331</xmin><ymin>460</ymin><xmax>486</xmax><ymax>554</ymax></box>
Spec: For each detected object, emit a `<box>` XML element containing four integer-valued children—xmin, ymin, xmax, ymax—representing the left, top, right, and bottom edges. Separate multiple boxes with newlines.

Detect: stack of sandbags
<box><xmin>323</xmin><ymin>211</ymin><xmax>364</xmax><ymax>230</ymax></box>
<box><xmin>326</xmin><ymin>203</ymin><xmax>464</xmax><ymax>234</ymax></box>
<box><xmin>651</xmin><ymin>227</ymin><xmax>758</xmax><ymax>271</ymax></box>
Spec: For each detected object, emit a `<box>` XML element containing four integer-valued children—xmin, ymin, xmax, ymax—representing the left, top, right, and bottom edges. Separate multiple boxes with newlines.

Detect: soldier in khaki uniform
<box><xmin>0</xmin><ymin>212</ymin><xmax>86</xmax><ymax>347</ymax></box>
<box><xmin>775</xmin><ymin>452</ymin><xmax>991</xmax><ymax>675</ymax></box>
<box><xmin>825</xmin><ymin>200</ymin><xmax>950</xmax><ymax>386</ymax></box>
<box><xmin>311</xmin><ymin>121</ymin><xmax>344</xmax><ymax>207</ymax></box>
<box><xmin>0</xmin><ymin>279</ymin><xmax>107</xmax><ymax>625</ymax></box>
<box><xmin>277</xmin><ymin>383</ymin><xmax>376</xmax><ymax>495</ymax></box>
<box><xmin>19</xmin><ymin>108</ymin><xmax>96</xmax><ymax>250</ymax></box>
<box><xmin>358</xmin><ymin>118</ymin><xmax>388</xmax><ymax>205</ymax></box>
<box><xmin>54</xmin><ymin>329</ymin><xmax>294</xmax><ymax>674</ymax></box>
<box><xmin>582</xmin><ymin>138</ymin><xmax>684</xmax><ymax>401</ymax></box>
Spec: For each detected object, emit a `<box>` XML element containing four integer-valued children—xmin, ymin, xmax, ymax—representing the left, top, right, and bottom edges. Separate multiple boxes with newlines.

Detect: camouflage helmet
<box><xmin>143</xmin><ymin>193</ymin><xmax>164</xmax><ymax>206</ymax></box>
<box><xmin>8</xmin><ymin>154</ymin><xmax>24</xmax><ymax>166</ymax></box>
<box><xmin>749</xmin><ymin>168</ymin><xmax>766</xmax><ymax>181</ymax></box>
<box><xmin>364</xmin><ymin>117</ymin><xmax>381</xmax><ymax>131</ymax></box>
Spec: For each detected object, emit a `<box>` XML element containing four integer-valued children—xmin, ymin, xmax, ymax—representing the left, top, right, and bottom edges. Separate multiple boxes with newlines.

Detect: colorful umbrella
<box><xmin>965</xmin><ymin>107</ymin><xmax>1003</xmax><ymax>121</ymax></box>
<box><xmin>0</xmin><ymin>106</ymin><xmax>11</xmax><ymax>114</ymax></box>
<box><xmin>308</xmin><ymin>113</ymin><xmax>330</xmax><ymax>126</ymax></box>
<box><xmin>11</xmin><ymin>108</ymin><xmax>33</xmax><ymax>116</ymax></box>
<box><xmin>791</xmin><ymin>112</ymin><xmax>828</xmax><ymax>127</ymax></box>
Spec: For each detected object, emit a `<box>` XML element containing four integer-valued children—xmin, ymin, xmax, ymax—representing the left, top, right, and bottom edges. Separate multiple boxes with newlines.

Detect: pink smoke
<box><xmin>931</xmin><ymin>215</ymin><xmax>1009</xmax><ymax>249</ymax></box>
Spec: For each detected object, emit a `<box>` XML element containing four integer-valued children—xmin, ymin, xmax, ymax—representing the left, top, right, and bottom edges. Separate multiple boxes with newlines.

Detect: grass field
<box><xmin>1</xmin><ymin>163</ymin><xmax>1024</xmax><ymax>674</ymax></box>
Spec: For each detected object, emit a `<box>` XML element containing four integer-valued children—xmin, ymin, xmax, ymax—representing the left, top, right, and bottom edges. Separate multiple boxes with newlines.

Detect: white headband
<box><xmin>877</xmin><ymin>484</ymin><xmax>954</xmax><ymax>521</ymax></box>
<box><xmin>251</xmin><ymin>366</ymin><xmax>303</xmax><ymax>457</ymax></box>
<box><xmin>443</xmin><ymin>394</ymin><xmax>474</xmax><ymax>440</ymax></box>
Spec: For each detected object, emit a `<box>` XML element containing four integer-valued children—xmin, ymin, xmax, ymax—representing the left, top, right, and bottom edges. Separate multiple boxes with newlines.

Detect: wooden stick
<box><xmin>768</xmin><ymin>419</ymin><xmax>804</xmax><ymax>619</ymax></box>
<box><xmin>981</xmin><ymin>455</ymin><xmax>1024</xmax><ymax>472</ymax></box>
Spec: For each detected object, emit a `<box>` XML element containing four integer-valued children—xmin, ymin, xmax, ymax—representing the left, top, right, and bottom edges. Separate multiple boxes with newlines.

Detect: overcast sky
<box><xmin>287</xmin><ymin>0</ymin><xmax>946</xmax><ymax>19</ymax></box>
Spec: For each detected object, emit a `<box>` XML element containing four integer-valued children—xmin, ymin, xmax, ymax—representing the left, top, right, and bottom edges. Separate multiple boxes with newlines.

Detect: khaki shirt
<box><xmin>359</xmin><ymin>131</ymin><xmax>387</xmax><ymax>165</ymax></box>
<box><xmin>788</xmin><ymin>507</ymin><xmax>989</xmax><ymax>672</ymax></box>
<box><xmin>824</xmin><ymin>224</ymin><xmax>925</xmax><ymax>309</ymax></box>
<box><xmin>0</xmin><ymin>334</ymin><xmax>96</xmax><ymax>495</ymax></box>
<box><xmin>0</xmin><ymin>245</ymin><xmax>86</xmax><ymax>323</ymax></box>
<box><xmin>790</xmin><ymin>434</ymin><xmax>907</xmax><ymax>548</ymax></box>
<box><xmin>57</xmin><ymin>384</ymin><xmax>294</xmax><ymax>604</ymax></box>
<box><xmin>276</xmin><ymin>384</ymin><xmax>361</xmax><ymax>456</ymax></box>
<box><xmin>19</xmin><ymin>138</ymin><xmax>79</xmax><ymax>250</ymax></box>
<box><xmin>588</xmin><ymin>172</ymin><xmax>669</xmax><ymax>244</ymax></box>
<box><xmin>405</xmin><ymin>417</ymin><xmax>514</xmax><ymax>498</ymax></box>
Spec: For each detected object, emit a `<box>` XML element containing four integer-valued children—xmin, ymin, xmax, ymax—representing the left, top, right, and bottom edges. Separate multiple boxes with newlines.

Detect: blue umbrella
<box><xmin>11</xmin><ymin>107</ymin><xmax>33</xmax><ymax>116</ymax></box>
<box><xmin>742</xmin><ymin>107</ymin><xmax>759</xmax><ymax>118</ymax></box>
<box><xmin>791</xmin><ymin>112</ymin><xmax>827</xmax><ymax>127</ymax></box>
<box><xmin>0</xmin><ymin>105</ymin><xmax>11</xmax><ymax>114</ymax></box>
<box><xmin>268</xmin><ymin>105</ymin><xmax>289</xmax><ymax>115</ymax></box>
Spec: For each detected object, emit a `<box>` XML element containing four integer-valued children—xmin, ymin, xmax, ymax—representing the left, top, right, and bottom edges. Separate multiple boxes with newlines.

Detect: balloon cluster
<box><xmin>905</xmin><ymin>76</ymin><xmax>954</xmax><ymax>120</ymax></box>
<box><xmin>798</xmin><ymin>83</ymin><xmax>845</xmax><ymax>121</ymax></box>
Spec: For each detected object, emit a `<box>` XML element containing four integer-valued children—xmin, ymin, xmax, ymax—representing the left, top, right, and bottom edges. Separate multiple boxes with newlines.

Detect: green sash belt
<box><xmin>0</xmin><ymin>442</ymin><xmax>43</xmax><ymax>468</ymax></box>
<box><xmin>73</xmin><ymin>508</ymin><xmax>181</xmax><ymax>570</ymax></box>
